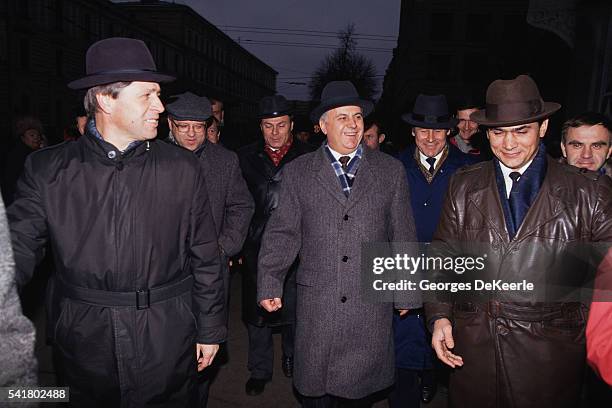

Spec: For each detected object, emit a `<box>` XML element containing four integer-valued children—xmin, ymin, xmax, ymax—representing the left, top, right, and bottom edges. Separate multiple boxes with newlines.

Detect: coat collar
<box><xmin>311</xmin><ymin>145</ymin><xmax>376</xmax><ymax>209</ymax></box>
<box><xmin>467</xmin><ymin>157</ymin><xmax>567</xmax><ymax>243</ymax></box>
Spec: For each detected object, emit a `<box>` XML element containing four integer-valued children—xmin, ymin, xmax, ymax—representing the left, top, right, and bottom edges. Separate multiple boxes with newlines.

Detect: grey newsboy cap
<box><xmin>166</xmin><ymin>92</ymin><xmax>212</xmax><ymax>122</ymax></box>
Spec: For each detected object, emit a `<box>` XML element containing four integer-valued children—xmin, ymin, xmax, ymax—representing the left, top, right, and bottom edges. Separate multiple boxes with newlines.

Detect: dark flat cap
<box><xmin>166</xmin><ymin>92</ymin><xmax>212</xmax><ymax>122</ymax></box>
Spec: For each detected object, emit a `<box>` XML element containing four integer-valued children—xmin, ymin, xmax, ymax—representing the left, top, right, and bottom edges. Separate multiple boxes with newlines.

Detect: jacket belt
<box><xmin>454</xmin><ymin>301</ymin><xmax>584</xmax><ymax>322</ymax></box>
<box><xmin>57</xmin><ymin>275</ymin><xmax>194</xmax><ymax>309</ymax></box>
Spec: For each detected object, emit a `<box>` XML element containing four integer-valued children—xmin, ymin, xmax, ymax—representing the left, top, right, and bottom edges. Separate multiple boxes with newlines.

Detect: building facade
<box><xmin>378</xmin><ymin>0</ymin><xmax>609</xmax><ymax>152</ymax></box>
<box><xmin>0</xmin><ymin>0</ymin><xmax>276</xmax><ymax>154</ymax></box>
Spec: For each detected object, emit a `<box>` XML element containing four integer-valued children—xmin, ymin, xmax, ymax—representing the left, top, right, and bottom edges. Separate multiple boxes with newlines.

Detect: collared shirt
<box><xmin>414</xmin><ymin>144</ymin><xmax>449</xmax><ymax>183</ymax></box>
<box><xmin>418</xmin><ymin>148</ymin><xmax>445</xmax><ymax>171</ymax></box>
<box><xmin>327</xmin><ymin>145</ymin><xmax>358</xmax><ymax>163</ymax></box>
<box><xmin>265</xmin><ymin>137</ymin><xmax>293</xmax><ymax>166</ymax></box>
<box><xmin>498</xmin><ymin>159</ymin><xmax>533</xmax><ymax>198</ymax></box>
<box><xmin>324</xmin><ymin>143</ymin><xmax>363</xmax><ymax>196</ymax></box>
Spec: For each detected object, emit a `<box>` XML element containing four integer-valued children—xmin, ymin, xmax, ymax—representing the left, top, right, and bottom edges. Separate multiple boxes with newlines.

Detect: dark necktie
<box><xmin>426</xmin><ymin>157</ymin><xmax>436</xmax><ymax>174</ymax></box>
<box><xmin>339</xmin><ymin>156</ymin><xmax>351</xmax><ymax>173</ymax></box>
<box><xmin>508</xmin><ymin>171</ymin><xmax>523</xmax><ymax>230</ymax></box>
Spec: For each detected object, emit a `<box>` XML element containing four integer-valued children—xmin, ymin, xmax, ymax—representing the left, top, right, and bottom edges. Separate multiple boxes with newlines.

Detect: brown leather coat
<box><xmin>425</xmin><ymin>157</ymin><xmax>612</xmax><ymax>408</ymax></box>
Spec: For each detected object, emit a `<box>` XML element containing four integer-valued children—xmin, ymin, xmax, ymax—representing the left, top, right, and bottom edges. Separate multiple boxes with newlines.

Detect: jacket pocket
<box><xmin>295</xmin><ymin>270</ymin><xmax>315</xmax><ymax>287</ymax></box>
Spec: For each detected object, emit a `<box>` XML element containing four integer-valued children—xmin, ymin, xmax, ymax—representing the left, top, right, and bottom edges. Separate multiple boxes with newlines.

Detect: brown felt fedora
<box><xmin>470</xmin><ymin>75</ymin><xmax>561</xmax><ymax>127</ymax></box>
<box><xmin>68</xmin><ymin>37</ymin><xmax>175</xmax><ymax>90</ymax></box>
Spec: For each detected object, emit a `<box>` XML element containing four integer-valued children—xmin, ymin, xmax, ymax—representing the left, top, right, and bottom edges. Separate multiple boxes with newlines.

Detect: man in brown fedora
<box><xmin>425</xmin><ymin>75</ymin><xmax>612</xmax><ymax>407</ymax></box>
<box><xmin>257</xmin><ymin>81</ymin><xmax>420</xmax><ymax>407</ymax></box>
<box><xmin>7</xmin><ymin>37</ymin><xmax>226</xmax><ymax>407</ymax></box>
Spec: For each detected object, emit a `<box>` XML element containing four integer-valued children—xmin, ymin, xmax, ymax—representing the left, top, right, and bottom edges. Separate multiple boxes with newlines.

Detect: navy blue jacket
<box><xmin>394</xmin><ymin>143</ymin><xmax>477</xmax><ymax>369</ymax></box>
<box><xmin>399</xmin><ymin>143</ymin><xmax>479</xmax><ymax>242</ymax></box>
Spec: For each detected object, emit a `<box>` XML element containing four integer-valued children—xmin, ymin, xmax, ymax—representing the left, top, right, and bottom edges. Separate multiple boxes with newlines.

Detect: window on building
<box><xmin>462</xmin><ymin>53</ymin><xmax>487</xmax><ymax>83</ymax></box>
<box><xmin>466</xmin><ymin>14</ymin><xmax>489</xmax><ymax>42</ymax></box>
<box><xmin>17</xmin><ymin>0</ymin><xmax>30</xmax><ymax>18</ymax></box>
<box><xmin>19</xmin><ymin>38</ymin><xmax>30</xmax><ymax>71</ymax></box>
<box><xmin>430</xmin><ymin>13</ymin><xmax>453</xmax><ymax>41</ymax></box>
<box><xmin>55</xmin><ymin>0</ymin><xmax>63</xmax><ymax>32</ymax></box>
<box><xmin>427</xmin><ymin>54</ymin><xmax>451</xmax><ymax>81</ymax></box>
<box><xmin>56</xmin><ymin>49</ymin><xmax>63</xmax><ymax>77</ymax></box>
<box><xmin>84</xmin><ymin>13</ymin><xmax>91</xmax><ymax>39</ymax></box>
<box><xmin>503</xmin><ymin>14</ymin><xmax>525</xmax><ymax>44</ymax></box>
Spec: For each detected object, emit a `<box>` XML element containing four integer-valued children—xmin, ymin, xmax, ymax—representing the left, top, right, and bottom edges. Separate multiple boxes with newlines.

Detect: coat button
<box><xmin>343</xmin><ymin>214</ymin><xmax>349</xmax><ymax>221</ymax></box>
<box><xmin>342</xmin><ymin>256</ymin><xmax>348</xmax><ymax>262</ymax></box>
<box><xmin>116</xmin><ymin>162</ymin><xmax>124</xmax><ymax>171</ymax></box>
<box><xmin>424</xmin><ymin>202</ymin><xmax>428</xmax><ymax>206</ymax></box>
<box><xmin>107</xmin><ymin>150</ymin><xmax>116</xmax><ymax>159</ymax></box>
<box><xmin>340</xmin><ymin>296</ymin><xmax>347</xmax><ymax>303</ymax></box>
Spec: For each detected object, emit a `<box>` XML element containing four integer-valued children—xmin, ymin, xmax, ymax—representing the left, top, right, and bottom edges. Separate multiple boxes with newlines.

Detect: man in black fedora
<box><xmin>7</xmin><ymin>37</ymin><xmax>226</xmax><ymax>407</ymax></box>
<box><xmin>257</xmin><ymin>81</ymin><xmax>420</xmax><ymax>407</ymax></box>
<box><xmin>392</xmin><ymin>94</ymin><xmax>476</xmax><ymax>407</ymax></box>
<box><xmin>238</xmin><ymin>94</ymin><xmax>315</xmax><ymax>396</ymax></box>
<box><xmin>426</xmin><ymin>75</ymin><xmax>612</xmax><ymax>407</ymax></box>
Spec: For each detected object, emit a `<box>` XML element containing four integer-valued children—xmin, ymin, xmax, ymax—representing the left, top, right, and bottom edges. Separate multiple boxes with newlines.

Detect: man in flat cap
<box><xmin>257</xmin><ymin>81</ymin><xmax>420</xmax><ymax>407</ymax></box>
<box><xmin>426</xmin><ymin>75</ymin><xmax>612</xmax><ymax>407</ymax></box>
<box><xmin>7</xmin><ymin>37</ymin><xmax>226</xmax><ymax>407</ymax></box>
<box><xmin>166</xmin><ymin>91</ymin><xmax>254</xmax><ymax>406</ymax></box>
<box><xmin>238</xmin><ymin>94</ymin><xmax>315</xmax><ymax>396</ymax></box>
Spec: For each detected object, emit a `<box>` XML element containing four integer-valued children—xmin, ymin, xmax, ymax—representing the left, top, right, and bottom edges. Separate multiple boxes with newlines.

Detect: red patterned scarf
<box><xmin>265</xmin><ymin>138</ymin><xmax>293</xmax><ymax>166</ymax></box>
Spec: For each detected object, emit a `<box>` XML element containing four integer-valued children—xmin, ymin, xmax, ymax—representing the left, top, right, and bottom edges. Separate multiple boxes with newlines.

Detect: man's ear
<box><xmin>319</xmin><ymin>118</ymin><xmax>327</xmax><ymax>135</ymax></box>
<box><xmin>96</xmin><ymin>93</ymin><xmax>114</xmax><ymax>114</ymax></box>
<box><xmin>560</xmin><ymin>142</ymin><xmax>567</xmax><ymax>158</ymax></box>
<box><xmin>538</xmin><ymin>119</ymin><xmax>549</xmax><ymax>138</ymax></box>
<box><xmin>379</xmin><ymin>133</ymin><xmax>386</xmax><ymax>144</ymax></box>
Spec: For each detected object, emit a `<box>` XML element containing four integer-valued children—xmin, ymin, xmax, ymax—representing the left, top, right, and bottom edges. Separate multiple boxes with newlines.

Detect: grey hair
<box><xmin>319</xmin><ymin>111</ymin><xmax>328</xmax><ymax>123</ymax></box>
<box><xmin>84</xmin><ymin>82</ymin><xmax>132</xmax><ymax>117</ymax></box>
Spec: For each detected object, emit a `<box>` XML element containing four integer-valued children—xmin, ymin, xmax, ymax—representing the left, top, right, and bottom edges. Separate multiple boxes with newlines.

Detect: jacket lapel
<box><xmin>514</xmin><ymin>158</ymin><xmax>567</xmax><ymax>239</ymax></box>
<box><xmin>312</xmin><ymin>146</ymin><xmax>348</xmax><ymax>206</ymax></box>
<box><xmin>345</xmin><ymin>149</ymin><xmax>375</xmax><ymax>211</ymax></box>
<box><xmin>467</xmin><ymin>161</ymin><xmax>511</xmax><ymax>243</ymax></box>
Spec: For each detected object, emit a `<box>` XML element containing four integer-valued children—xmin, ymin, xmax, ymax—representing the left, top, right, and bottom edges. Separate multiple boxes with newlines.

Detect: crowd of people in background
<box><xmin>1</xmin><ymin>37</ymin><xmax>611</xmax><ymax>408</ymax></box>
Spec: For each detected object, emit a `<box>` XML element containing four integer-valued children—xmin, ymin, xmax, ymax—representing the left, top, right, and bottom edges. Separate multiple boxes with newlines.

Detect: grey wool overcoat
<box><xmin>257</xmin><ymin>146</ymin><xmax>421</xmax><ymax>399</ymax></box>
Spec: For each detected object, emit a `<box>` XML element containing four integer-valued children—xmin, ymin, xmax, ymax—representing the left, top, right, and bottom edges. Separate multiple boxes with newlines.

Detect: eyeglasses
<box><xmin>172</xmin><ymin>120</ymin><xmax>206</xmax><ymax>134</ymax></box>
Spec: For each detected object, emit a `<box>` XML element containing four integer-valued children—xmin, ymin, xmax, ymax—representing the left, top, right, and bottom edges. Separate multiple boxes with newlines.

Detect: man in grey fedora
<box><xmin>257</xmin><ymin>80</ymin><xmax>420</xmax><ymax>407</ymax></box>
<box><xmin>165</xmin><ymin>91</ymin><xmax>254</xmax><ymax>407</ymax></box>
<box><xmin>425</xmin><ymin>75</ymin><xmax>612</xmax><ymax>407</ymax></box>
<box><xmin>7</xmin><ymin>38</ymin><xmax>226</xmax><ymax>407</ymax></box>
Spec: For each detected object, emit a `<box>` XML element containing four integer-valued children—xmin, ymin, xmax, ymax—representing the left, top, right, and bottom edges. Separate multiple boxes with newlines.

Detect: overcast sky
<box><xmin>115</xmin><ymin>0</ymin><xmax>401</xmax><ymax>100</ymax></box>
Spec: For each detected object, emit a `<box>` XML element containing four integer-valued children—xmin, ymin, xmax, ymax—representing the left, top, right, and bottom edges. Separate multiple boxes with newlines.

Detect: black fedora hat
<box><xmin>402</xmin><ymin>94</ymin><xmax>458</xmax><ymax>129</ymax></box>
<box><xmin>166</xmin><ymin>92</ymin><xmax>212</xmax><ymax>122</ymax></box>
<box><xmin>259</xmin><ymin>95</ymin><xmax>292</xmax><ymax>119</ymax></box>
<box><xmin>68</xmin><ymin>37</ymin><xmax>175</xmax><ymax>90</ymax></box>
<box><xmin>310</xmin><ymin>81</ymin><xmax>374</xmax><ymax>123</ymax></box>
<box><xmin>470</xmin><ymin>75</ymin><xmax>561</xmax><ymax>127</ymax></box>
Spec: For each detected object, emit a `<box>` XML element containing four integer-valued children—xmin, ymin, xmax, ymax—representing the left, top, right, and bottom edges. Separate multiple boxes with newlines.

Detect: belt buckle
<box><xmin>136</xmin><ymin>289</ymin><xmax>150</xmax><ymax>310</ymax></box>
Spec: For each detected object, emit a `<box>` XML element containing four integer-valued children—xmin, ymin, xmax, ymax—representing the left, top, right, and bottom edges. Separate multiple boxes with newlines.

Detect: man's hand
<box><xmin>196</xmin><ymin>343</ymin><xmax>219</xmax><ymax>372</ymax></box>
<box><xmin>397</xmin><ymin>309</ymin><xmax>409</xmax><ymax>316</ymax></box>
<box><xmin>431</xmin><ymin>318</ymin><xmax>463</xmax><ymax>368</ymax></box>
<box><xmin>260</xmin><ymin>298</ymin><xmax>282</xmax><ymax>312</ymax></box>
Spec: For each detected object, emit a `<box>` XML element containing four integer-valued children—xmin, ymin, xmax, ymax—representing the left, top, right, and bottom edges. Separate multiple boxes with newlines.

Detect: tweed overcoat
<box><xmin>425</xmin><ymin>158</ymin><xmax>612</xmax><ymax>408</ymax></box>
<box><xmin>0</xmin><ymin>196</ymin><xmax>37</xmax><ymax>388</ymax></box>
<box><xmin>239</xmin><ymin>139</ymin><xmax>315</xmax><ymax>327</ymax></box>
<box><xmin>194</xmin><ymin>141</ymin><xmax>254</xmax><ymax>301</ymax></box>
<box><xmin>257</xmin><ymin>146</ymin><xmax>421</xmax><ymax>399</ymax></box>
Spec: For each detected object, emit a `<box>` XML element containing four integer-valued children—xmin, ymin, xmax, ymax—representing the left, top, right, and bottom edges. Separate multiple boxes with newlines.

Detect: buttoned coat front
<box><xmin>425</xmin><ymin>158</ymin><xmax>612</xmax><ymax>408</ymax></box>
<box><xmin>257</xmin><ymin>146</ymin><xmax>421</xmax><ymax>399</ymax></box>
